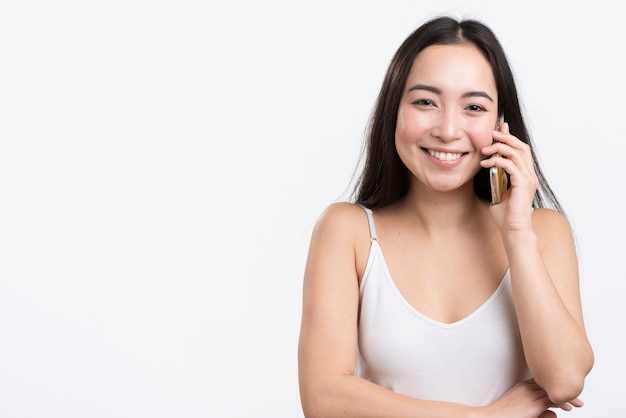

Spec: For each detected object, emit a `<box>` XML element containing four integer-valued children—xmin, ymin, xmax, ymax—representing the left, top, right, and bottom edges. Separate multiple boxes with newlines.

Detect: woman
<box><xmin>297</xmin><ymin>15</ymin><xmax>593</xmax><ymax>418</ymax></box>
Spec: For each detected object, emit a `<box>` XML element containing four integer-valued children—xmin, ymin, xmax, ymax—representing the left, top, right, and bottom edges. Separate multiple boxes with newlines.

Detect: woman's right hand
<box><xmin>478</xmin><ymin>378</ymin><xmax>583</xmax><ymax>418</ymax></box>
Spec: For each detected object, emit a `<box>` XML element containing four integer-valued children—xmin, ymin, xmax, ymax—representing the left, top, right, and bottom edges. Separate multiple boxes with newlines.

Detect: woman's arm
<box><xmin>481</xmin><ymin>124</ymin><xmax>594</xmax><ymax>404</ymax></box>
<box><xmin>504</xmin><ymin>208</ymin><xmax>594</xmax><ymax>404</ymax></box>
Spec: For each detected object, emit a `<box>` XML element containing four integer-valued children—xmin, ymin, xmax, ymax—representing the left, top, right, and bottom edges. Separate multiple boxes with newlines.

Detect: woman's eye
<box><xmin>412</xmin><ymin>99</ymin><xmax>434</xmax><ymax>106</ymax></box>
<box><xmin>467</xmin><ymin>104</ymin><xmax>486</xmax><ymax>112</ymax></box>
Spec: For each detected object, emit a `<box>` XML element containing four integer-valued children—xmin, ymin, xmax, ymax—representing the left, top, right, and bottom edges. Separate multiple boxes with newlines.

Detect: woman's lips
<box><xmin>426</xmin><ymin>148</ymin><xmax>466</xmax><ymax>162</ymax></box>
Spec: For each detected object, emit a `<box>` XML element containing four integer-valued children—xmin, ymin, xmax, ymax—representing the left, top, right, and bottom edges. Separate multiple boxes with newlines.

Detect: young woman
<box><xmin>297</xmin><ymin>16</ymin><xmax>593</xmax><ymax>418</ymax></box>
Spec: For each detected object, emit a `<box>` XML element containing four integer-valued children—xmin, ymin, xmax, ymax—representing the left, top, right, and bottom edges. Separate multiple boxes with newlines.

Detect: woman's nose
<box><xmin>433</xmin><ymin>111</ymin><xmax>463</xmax><ymax>142</ymax></box>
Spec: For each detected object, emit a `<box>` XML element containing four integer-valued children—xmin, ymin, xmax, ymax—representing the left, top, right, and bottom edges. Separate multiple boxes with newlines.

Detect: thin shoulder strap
<box><xmin>357</xmin><ymin>204</ymin><xmax>378</xmax><ymax>241</ymax></box>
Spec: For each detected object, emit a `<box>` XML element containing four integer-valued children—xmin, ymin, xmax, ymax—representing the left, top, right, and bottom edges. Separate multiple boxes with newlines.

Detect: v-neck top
<box><xmin>355</xmin><ymin>206</ymin><xmax>531</xmax><ymax>406</ymax></box>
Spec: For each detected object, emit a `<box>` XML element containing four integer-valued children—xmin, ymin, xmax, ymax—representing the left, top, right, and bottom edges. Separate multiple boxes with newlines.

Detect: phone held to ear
<box><xmin>489</xmin><ymin>114</ymin><xmax>507</xmax><ymax>205</ymax></box>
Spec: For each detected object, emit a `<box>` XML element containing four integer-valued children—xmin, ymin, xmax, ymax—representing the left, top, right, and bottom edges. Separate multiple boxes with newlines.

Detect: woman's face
<box><xmin>395</xmin><ymin>43</ymin><xmax>499</xmax><ymax>195</ymax></box>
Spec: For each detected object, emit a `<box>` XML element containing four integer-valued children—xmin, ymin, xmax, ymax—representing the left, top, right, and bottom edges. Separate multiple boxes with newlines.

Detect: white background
<box><xmin>0</xmin><ymin>1</ymin><xmax>622</xmax><ymax>417</ymax></box>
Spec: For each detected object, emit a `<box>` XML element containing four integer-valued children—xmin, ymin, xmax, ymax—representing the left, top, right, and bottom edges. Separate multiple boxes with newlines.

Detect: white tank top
<box><xmin>356</xmin><ymin>206</ymin><xmax>531</xmax><ymax>406</ymax></box>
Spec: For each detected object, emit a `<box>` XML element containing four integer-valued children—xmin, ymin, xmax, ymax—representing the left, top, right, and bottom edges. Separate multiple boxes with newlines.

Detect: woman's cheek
<box><xmin>395</xmin><ymin>108</ymin><xmax>410</xmax><ymax>140</ymax></box>
<box><xmin>396</xmin><ymin>108</ymin><xmax>424</xmax><ymax>145</ymax></box>
<box><xmin>472</xmin><ymin>127</ymin><xmax>494</xmax><ymax>150</ymax></box>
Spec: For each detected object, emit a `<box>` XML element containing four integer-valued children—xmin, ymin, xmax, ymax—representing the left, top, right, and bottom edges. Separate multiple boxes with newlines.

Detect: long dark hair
<box><xmin>352</xmin><ymin>16</ymin><xmax>563</xmax><ymax>213</ymax></box>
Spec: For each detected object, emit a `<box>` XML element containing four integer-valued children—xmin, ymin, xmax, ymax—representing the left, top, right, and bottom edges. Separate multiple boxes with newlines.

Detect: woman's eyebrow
<box><xmin>407</xmin><ymin>84</ymin><xmax>440</xmax><ymax>94</ymax></box>
<box><xmin>407</xmin><ymin>84</ymin><xmax>494</xmax><ymax>102</ymax></box>
<box><xmin>462</xmin><ymin>91</ymin><xmax>494</xmax><ymax>102</ymax></box>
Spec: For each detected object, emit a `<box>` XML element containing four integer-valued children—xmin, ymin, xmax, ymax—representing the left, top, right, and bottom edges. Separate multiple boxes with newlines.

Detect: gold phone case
<box><xmin>489</xmin><ymin>114</ymin><xmax>507</xmax><ymax>205</ymax></box>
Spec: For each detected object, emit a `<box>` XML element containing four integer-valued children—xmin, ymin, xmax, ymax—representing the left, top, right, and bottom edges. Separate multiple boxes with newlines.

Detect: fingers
<box><xmin>500</xmin><ymin>120</ymin><xmax>509</xmax><ymax>134</ymax></box>
<box><xmin>483</xmin><ymin>122</ymin><xmax>529</xmax><ymax>154</ymax></box>
<box><xmin>480</xmin><ymin>123</ymin><xmax>537</xmax><ymax>193</ymax></box>
<box><xmin>557</xmin><ymin>401</ymin><xmax>573</xmax><ymax>411</ymax></box>
<box><xmin>553</xmin><ymin>397</ymin><xmax>584</xmax><ymax>411</ymax></box>
<box><xmin>520</xmin><ymin>379</ymin><xmax>584</xmax><ymax>416</ymax></box>
<box><xmin>482</xmin><ymin>130</ymin><xmax>532</xmax><ymax>163</ymax></box>
<box><xmin>568</xmin><ymin>397</ymin><xmax>584</xmax><ymax>408</ymax></box>
<box><xmin>522</xmin><ymin>379</ymin><xmax>553</xmax><ymax>402</ymax></box>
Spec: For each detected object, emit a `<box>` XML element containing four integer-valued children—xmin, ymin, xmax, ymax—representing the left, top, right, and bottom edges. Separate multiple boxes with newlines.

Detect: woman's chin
<box><xmin>427</xmin><ymin>181</ymin><xmax>464</xmax><ymax>193</ymax></box>
<box><xmin>420</xmin><ymin>179</ymin><xmax>475</xmax><ymax>196</ymax></box>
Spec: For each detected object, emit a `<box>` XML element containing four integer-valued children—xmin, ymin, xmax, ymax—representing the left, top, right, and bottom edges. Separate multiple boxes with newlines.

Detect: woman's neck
<box><xmin>394</xmin><ymin>184</ymin><xmax>488</xmax><ymax>234</ymax></box>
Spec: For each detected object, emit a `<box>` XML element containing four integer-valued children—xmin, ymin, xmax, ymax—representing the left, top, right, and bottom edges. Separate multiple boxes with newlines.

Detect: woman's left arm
<box><xmin>481</xmin><ymin>124</ymin><xmax>594</xmax><ymax>405</ymax></box>
<box><xmin>506</xmin><ymin>208</ymin><xmax>594</xmax><ymax>405</ymax></box>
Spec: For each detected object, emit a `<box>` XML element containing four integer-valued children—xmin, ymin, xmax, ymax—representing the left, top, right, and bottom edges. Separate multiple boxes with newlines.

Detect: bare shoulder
<box><xmin>313</xmin><ymin>202</ymin><xmax>370</xmax><ymax>239</ymax></box>
<box><xmin>532</xmin><ymin>207</ymin><xmax>575</xmax><ymax>250</ymax></box>
<box><xmin>309</xmin><ymin>202</ymin><xmax>372</xmax><ymax>278</ymax></box>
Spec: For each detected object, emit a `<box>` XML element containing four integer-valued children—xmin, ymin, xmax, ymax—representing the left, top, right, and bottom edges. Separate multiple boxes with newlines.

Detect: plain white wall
<box><xmin>0</xmin><ymin>1</ymin><xmax>621</xmax><ymax>416</ymax></box>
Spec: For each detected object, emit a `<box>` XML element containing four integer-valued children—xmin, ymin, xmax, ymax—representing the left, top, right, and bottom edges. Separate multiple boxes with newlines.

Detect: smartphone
<box><xmin>489</xmin><ymin>114</ymin><xmax>507</xmax><ymax>205</ymax></box>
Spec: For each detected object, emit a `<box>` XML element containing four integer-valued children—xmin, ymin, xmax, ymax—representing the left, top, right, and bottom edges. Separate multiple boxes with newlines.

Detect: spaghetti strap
<box><xmin>357</xmin><ymin>204</ymin><xmax>378</xmax><ymax>241</ymax></box>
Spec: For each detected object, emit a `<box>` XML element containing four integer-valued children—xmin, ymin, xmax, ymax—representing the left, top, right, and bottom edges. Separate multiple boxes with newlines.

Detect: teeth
<box><xmin>428</xmin><ymin>149</ymin><xmax>463</xmax><ymax>161</ymax></box>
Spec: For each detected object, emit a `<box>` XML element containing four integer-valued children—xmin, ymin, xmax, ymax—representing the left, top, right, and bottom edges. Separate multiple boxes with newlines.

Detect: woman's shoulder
<box><xmin>532</xmin><ymin>207</ymin><xmax>570</xmax><ymax>229</ymax></box>
<box><xmin>322</xmin><ymin>201</ymin><xmax>369</xmax><ymax>216</ymax></box>
<box><xmin>308</xmin><ymin>202</ymin><xmax>373</xmax><ymax>247</ymax></box>
<box><xmin>314</xmin><ymin>202</ymin><xmax>370</xmax><ymax>232</ymax></box>
<box><xmin>531</xmin><ymin>207</ymin><xmax>574</xmax><ymax>245</ymax></box>
<box><xmin>309</xmin><ymin>202</ymin><xmax>373</xmax><ymax>277</ymax></box>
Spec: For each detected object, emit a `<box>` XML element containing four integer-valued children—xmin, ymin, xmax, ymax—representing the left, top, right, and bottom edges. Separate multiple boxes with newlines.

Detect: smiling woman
<box><xmin>297</xmin><ymin>15</ymin><xmax>594</xmax><ymax>418</ymax></box>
